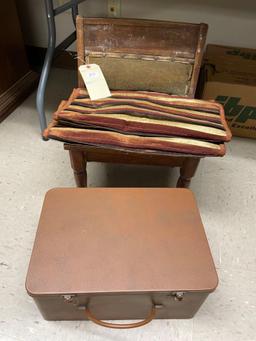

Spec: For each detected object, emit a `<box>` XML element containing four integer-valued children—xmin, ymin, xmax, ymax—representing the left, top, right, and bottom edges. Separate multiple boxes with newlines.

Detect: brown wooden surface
<box><xmin>0</xmin><ymin>0</ymin><xmax>29</xmax><ymax>93</ymax></box>
<box><xmin>177</xmin><ymin>157</ymin><xmax>201</xmax><ymax>188</ymax></box>
<box><xmin>189</xmin><ymin>23</ymin><xmax>208</xmax><ymax>97</ymax></box>
<box><xmin>68</xmin><ymin>149</ymin><xmax>87</xmax><ymax>187</ymax></box>
<box><xmin>64</xmin><ymin>143</ymin><xmax>201</xmax><ymax>188</ymax></box>
<box><xmin>0</xmin><ymin>0</ymin><xmax>38</xmax><ymax>122</ymax></box>
<box><xmin>76</xmin><ymin>16</ymin><xmax>207</xmax><ymax>97</ymax></box>
<box><xmin>77</xmin><ymin>17</ymin><xmax>85</xmax><ymax>88</ymax></box>
<box><xmin>64</xmin><ymin>143</ymin><xmax>188</xmax><ymax>165</ymax></box>
<box><xmin>0</xmin><ymin>70</ymin><xmax>38</xmax><ymax>123</ymax></box>
<box><xmin>82</xmin><ymin>17</ymin><xmax>206</xmax><ymax>59</ymax></box>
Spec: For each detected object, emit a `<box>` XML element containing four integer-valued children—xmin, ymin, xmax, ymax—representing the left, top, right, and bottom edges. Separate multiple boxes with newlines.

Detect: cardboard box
<box><xmin>200</xmin><ymin>44</ymin><xmax>256</xmax><ymax>139</ymax></box>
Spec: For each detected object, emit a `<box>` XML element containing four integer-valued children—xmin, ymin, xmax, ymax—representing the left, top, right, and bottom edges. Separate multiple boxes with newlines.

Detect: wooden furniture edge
<box><xmin>0</xmin><ymin>70</ymin><xmax>39</xmax><ymax>123</ymax></box>
<box><xmin>76</xmin><ymin>16</ymin><xmax>85</xmax><ymax>88</ymax></box>
<box><xmin>64</xmin><ymin>143</ymin><xmax>202</xmax><ymax>188</ymax></box>
<box><xmin>188</xmin><ymin>23</ymin><xmax>208</xmax><ymax>98</ymax></box>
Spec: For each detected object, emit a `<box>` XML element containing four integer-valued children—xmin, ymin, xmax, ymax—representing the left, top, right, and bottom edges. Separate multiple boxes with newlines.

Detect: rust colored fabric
<box><xmin>46</xmin><ymin>126</ymin><xmax>225</xmax><ymax>156</ymax></box>
<box><xmin>44</xmin><ymin>88</ymin><xmax>231</xmax><ymax>156</ymax></box>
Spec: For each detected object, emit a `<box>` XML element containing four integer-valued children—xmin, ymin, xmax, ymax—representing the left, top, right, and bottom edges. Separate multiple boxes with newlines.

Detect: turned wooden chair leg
<box><xmin>68</xmin><ymin>150</ymin><xmax>87</xmax><ymax>187</ymax></box>
<box><xmin>176</xmin><ymin>157</ymin><xmax>201</xmax><ymax>188</ymax></box>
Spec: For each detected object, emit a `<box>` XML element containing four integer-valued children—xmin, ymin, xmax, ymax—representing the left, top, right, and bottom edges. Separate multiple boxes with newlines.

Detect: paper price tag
<box><xmin>79</xmin><ymin>64</ymin><xmax>111</xmax><ymax>100</ymax></box>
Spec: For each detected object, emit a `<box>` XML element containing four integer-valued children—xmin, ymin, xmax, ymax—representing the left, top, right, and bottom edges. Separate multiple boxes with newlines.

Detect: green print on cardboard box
<box><xmin>215</xmin><ymin>96</ymin><xmax>256</xmax><ymax>127</ymax></box>
<box><xmin>226</xmin><ymin>49</ymin><xmax>256</xmax><ymax>61</ymax></box>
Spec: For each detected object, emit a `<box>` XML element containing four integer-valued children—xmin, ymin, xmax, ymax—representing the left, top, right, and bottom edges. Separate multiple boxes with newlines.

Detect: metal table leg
<box><xmin>36</xmin><ymin>0</ymin><xmax>55</xmax><ymax>137</ymax></box>
<box><xmin>36</xmin><ymin>0</ymin><xmax>84</xmax><ymax>138</ymax></box>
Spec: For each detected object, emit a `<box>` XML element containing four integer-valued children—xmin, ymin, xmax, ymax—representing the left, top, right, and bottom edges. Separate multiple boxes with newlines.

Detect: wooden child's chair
<box><xmin>65</xmin><ymin>16</ymin><xmax>208</xmax><ymax>187</ymax></box>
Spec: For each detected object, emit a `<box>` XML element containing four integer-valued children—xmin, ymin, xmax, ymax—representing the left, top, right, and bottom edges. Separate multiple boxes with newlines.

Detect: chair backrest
<box><xmin>76</xmin><ymin>17</ymin><xmax>207</xmax><ymax>98</ymax></box>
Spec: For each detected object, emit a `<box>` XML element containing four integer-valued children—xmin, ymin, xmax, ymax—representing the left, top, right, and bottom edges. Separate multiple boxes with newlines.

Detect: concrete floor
<box><xmin>0</xmin><ymin>69</ymin><xmax>255</xmax><ymax>341</ymax></box>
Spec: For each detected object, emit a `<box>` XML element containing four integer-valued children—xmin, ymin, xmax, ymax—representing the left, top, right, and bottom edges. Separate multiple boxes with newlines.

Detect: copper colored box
<box><xmin>26</xmin><ymin>188</ymin><xmax>218</xmax><ymax>328</ymax></box>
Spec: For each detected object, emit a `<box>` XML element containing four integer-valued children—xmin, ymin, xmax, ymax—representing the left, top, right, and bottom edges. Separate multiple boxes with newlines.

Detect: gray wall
<box><xmin>16</xmin><ymin>0</ymin><xmax>256</xmax><ymax>49</ymax></box>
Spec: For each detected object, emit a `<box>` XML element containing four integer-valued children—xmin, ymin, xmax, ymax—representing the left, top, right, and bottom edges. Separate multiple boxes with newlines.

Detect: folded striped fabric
<box><xmin>44</xmin><ymin>88</ymin><xmax>231</xmax><ymax>156</ymax></box>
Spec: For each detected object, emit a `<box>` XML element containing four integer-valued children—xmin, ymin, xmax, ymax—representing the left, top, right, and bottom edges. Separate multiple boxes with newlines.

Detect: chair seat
<box><xmin>44</xmin><ymin>88</ymin><xmax>231</xmax><ymax>157</ymax></box>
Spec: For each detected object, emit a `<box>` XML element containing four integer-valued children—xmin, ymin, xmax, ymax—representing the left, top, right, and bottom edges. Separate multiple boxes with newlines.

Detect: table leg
<box><xmin>36</xmin><ymin>0</ymin><xmax>56</xmax><ymax>137</ymax></box>
<box><xmin>69</xmin><ymin>150</ymin><xmax>87</xmax><ymax>187</ymax></box>
<box><xmin>176</xmin><ymin>157</ymin><xmax>200</xmax><ymax>188</ymax></box>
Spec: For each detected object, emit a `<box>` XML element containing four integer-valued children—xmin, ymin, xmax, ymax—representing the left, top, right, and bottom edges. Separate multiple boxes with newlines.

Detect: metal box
<box><xmin>26</xmin><ymin>188</ymin><xmax>218</xmax><ymax>328</ymax></box>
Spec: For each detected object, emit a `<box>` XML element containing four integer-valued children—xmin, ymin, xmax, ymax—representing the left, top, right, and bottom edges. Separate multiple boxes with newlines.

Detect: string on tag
<box><xmin>74</xmin><ymin>55</ymin><xmax>89</xmax><ymax>65</ymax></box>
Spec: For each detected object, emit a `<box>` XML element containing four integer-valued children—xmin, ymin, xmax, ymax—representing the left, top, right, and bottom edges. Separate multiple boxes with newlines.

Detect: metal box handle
<box><xmin>85</xmin><ymin>304</ymin><xmax>157</xmax><ymax>329</ymax></box>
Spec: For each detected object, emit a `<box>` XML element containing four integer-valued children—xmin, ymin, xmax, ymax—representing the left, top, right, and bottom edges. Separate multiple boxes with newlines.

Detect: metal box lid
<box><xmin>26</xmin><ymin>188</ymin><xmax>218</xmax><ymax>296</ymax></box>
